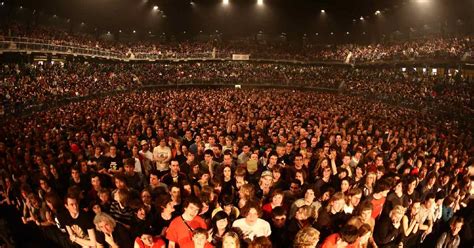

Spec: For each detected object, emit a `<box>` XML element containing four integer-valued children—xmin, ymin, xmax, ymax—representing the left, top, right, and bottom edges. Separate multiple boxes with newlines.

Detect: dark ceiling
<box><xmin>1</xmin><ymin>0</ymin><xmax>473</xmax><ymax>40</ymax></box>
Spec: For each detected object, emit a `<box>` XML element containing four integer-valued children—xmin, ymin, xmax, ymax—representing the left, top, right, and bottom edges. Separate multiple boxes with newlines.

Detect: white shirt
<box><xmin>232</xmin><ymin>218</ymin><xmax>271</xmax><ymax>241</ymax></box>
<box><xmin>153</xmin><ymin>145</ymin><xmax>171</xmax><ymax>171</ymax></box>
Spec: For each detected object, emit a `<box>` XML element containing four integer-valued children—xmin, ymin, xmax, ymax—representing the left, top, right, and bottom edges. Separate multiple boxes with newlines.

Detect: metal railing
<box><xmin>1</xmin><ymin>36</ymin><xmax>471</xmax><ymax>63</ymax></box>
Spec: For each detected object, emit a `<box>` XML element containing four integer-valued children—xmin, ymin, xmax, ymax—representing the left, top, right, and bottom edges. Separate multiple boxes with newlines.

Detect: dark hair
<box><xmin>340</xmin><ymin>224</ymin><xmax>359</xmax><ymax>244</ymax></box>
<box><xmin>373</xmin><ymin>179</ymin><xmax>391</xmax><ymax>194</ymax></box>
<box><xmin>183</xmin><ymin>196</ymin><xmax>203</xmax><ymax>210</ymax></box>
<box><xmin>211</xmin><ymin>211</ymin><xmax>230</xmax><ymax>235</ymax></box>
<box><xmin>423</xmin><ymin>193</ymin><xmax>436</xmax><ymax>203</ymax></box>
<box><xmin>241</xmin><ymin>201</ymin><xmax>262</xmax><ymax>217</ymax></box>
<box><xmin>272</xmin><ymin>206</ymin><xmax>287</xmax><ymax>217</ymax></box>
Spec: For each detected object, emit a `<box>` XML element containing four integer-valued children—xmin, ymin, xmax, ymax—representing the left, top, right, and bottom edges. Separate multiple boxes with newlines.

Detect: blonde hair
<box><xmin>294</xmin><ymin>227</ymin><xmax>320</xmax><ymax>248</ymax></box>
<box><xmin>390</xmin><ymin>205</ymin><xmax>406</xmax><ymax>216</ymax></box>
<box><xmin>222</xmin><ymin>231</ymin><xmax>240</xmax><ymax>248</ymax></box>
<box><xmin>93</xmin><ymin>212</ymin><xmax>116</xmax><ymax>231</ymax></box>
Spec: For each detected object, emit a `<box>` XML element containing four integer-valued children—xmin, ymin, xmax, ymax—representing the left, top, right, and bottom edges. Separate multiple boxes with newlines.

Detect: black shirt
<box><xmin>61</xmin><ymin>210</ymin><xmax>95</xmax><ymax>240</ymax></box>
<box><xmin>96</xmin><ymin>222</ymin><xmax>133</xmax><ymax>248</ymax></box>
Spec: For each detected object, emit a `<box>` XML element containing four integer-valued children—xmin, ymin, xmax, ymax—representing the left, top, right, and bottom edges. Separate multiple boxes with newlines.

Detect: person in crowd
<box><xmin>94</xmin><ymin>212</ymin><xmax>133</xmax><ymax>248</ymax></box>
<box><xmin>293</xmin><ymin>226</ymin><xmax>320</xmax><ymax>248</ymax></box>
<box><xmin>436</xmin><ymin>216</ymin><xmax>464</xmax><ymax>248</ymax></box>
<box><xmin>374</xmin><ymin>205</ymin><xmax>405</xmax><ymax>248</ymax></box>
<box><xmin>232</xmin><ymin>201</ymin><xmax>272</xmax><ymax>242</ymax></box>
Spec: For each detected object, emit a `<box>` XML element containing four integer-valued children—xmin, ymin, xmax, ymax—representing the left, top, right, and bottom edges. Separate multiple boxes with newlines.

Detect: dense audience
<box><xmin>1</xmin><ymin>22</ymin><xmax>472</xmax><ymax>62</ymax></box>
<box><xmin>1</xmin><ymin>61</ymin><xmax>472</xmax><ymax>121</ymax></box>
<box><xmin>0</xmin><ymin>88</ymin><xmax>473</xmax><ymax>248</ymax></box>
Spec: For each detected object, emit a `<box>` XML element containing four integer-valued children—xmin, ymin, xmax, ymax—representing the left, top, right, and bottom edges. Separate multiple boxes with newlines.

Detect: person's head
<box><xmin>295</xmin><ymin>205</ymin><xmax>312</xmax><ymax>221</ymax></box>
<box><xmin>44</xmin><ymin>192</ymin><xmax>62</xmax><ymax>211</ymax></box>
<box><xmin>192</xmin><ymin>228</ymin><xmax>208</xmax><ymax>248</ymax></box>
<box><xmin>358</xmin><ymin>223</ymin><xmax>372</xmax><ymax>245</ymax></box>
<box><xmin>114</xmin><ymin>173</ymin><xmax>128</xmax><ymax>190</ymax></box>
<box><xmin>373</xmin><ymin>179</ymin><xmax>391</xmax><ymax>198</ymax></box>
<box><xmin>241</xmin><ymin>201</ymin><xmax>262</xmax><ymax>225</ymax></box>
<box><xmin>328</xmin><ymin>192</ymin><xmax>345</xmax><ymax>213</ymax></box>
<box><xmin>94</xmin><ymin>212</ymin><xmax>116</xmax><ymax>235</ymax></box>
<box><xmin>170</xmin><ymin>160</ymin><xmax>180</xmax><ymax>173</ymax></box>
<box><xmin>238</xmin><ymin>184</ymin><xmax>255</xmax><ymax>200</ymax></box>
<box><xmin>91</xmin><ymin>173</ymin><xmax>101</xmax><ymax>188</ymax></box>
<box><xmin>389</xmin><ymin>205</ymin><xmax>406</xmax><ymax>224</ymax></box>
<box><xmin>156</xmin><ymin>194</ymin><xmax>174</xmax><ymax>214</ymax></box>
<box><xmin>303</xmin><ymin>187</ymin><xmax>316</xmax><ymax>203</ymax></box>
<box><xmin>113</xmin><ymin>189</ymin><xmax>129</xmax><ymax>206</ymax></box>
<box><xmin>149</xmin><ymin>171</ymin><xmax>160</xmax><ymax>186</ymax></box>
<box><xmin>271</xmin><ymin>206</ymin><xmax>287</xmax><ymax>228</ymax></box>
<box><xmin>170</xmin><ymin>184</ymin><xmax>181</xmax><ymax>200</ymax></box>
<box><xmin>212</xmin><ymin>211</ymin><xmax>230</xmax><ymax>233</ymax></box>
<box><xmin>64</xmin><ymin>193</ymin><xmax>79</xmax><ymax>217</ymax></box>
<box><xmin>249</xmin><ymin>236</ymin><xmax>272</xmax><ymax>248</ymax></box>
<box><xmin>340</xmin><ymin>178</ymin><xmax>351</xmax><ymax>193</ymax></box>
<box><xmin>339</xmin><ymin>224</ymin><xmax>359</xmax><ymax>246</ymax></box>
<box><xmin>450</xmin><ymin>216</ymin><xmax>464</xmax><ymax>236</ymax></box>
<box><xmin>347</xmin><ymin>188</ymin><xmax>362</xmax><ymax>207</ymax></box>
<box><xmin>358</xmin><ymin>201</ymin><xmax>373</xmax><ymax>222</ymax></box>
<box><xmin>182</xmin><ymin>196</ymin><xmax>202</xmax><ymax>219</ymax></box>
<box><xmin>98</xmin><ymin>188</ymin><xmax>110</xmax><ymax>203</ymax></box>
<box><xmin>222</xmin><ymin>231</ymin><xmax>240</xmax><ymax>248</ymax></box>
<box><xmin>293</xmin><ymin>226</ymin><xmax>320</xmax><ymax>248</ymax></box>
<box><xmin>124</xmin><ymin>158</ymin><xmax>135</xmax><ymax>174</ymax></box>
<box><xmin>423</xmin><ymin>193</ymin><xmax>436</xmax><ymax>209</ymax></box>
<box><xmin>410</xmin><ymin>198</ymin><xmax>421</xmax><ymax>215</ymax></box>
<box><xmin>270</xmin><ymin>189</ymin><xmax>284</xmax><ymax>206</ymax></box>
<box><xmin>138</xmin><ymin>229</ymin><xmax>156</xmax><ymax>247</ymax></box>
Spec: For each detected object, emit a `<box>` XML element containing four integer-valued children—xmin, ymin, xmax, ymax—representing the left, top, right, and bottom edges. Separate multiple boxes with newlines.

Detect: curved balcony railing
<box><xmin>1</xmin><ymin>36</ymin><xmax>472</xmax><ymax>64</ymax></box>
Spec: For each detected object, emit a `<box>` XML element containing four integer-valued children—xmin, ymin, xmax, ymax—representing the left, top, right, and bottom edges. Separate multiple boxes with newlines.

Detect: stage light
<box><xmin>321</xmin><ymin>9</ymin><xmax>325</xmax><ymax>13</ymax></box>
<box><xmin>119</xmin><ymin>30</ymin><xmax>122</xmax><ymax>33</ymax></box>
<box><xmin>346</xmin><ymin>32</ymin><xmax>350</xmax><ymax>35</ymax></box>
<box><xmin>257</xmin><ymin>0</ymin><xmax>263</xmax><ymax>6</ymax></box>
<box><xmin>223</xmin><ymin>0</ymin><xmax>229</xmax><ymax>5</ymax></box>
<box><xmin>133</xmin><ymin>30</ymin><xmax>136</xmax><ymax>33</ymax></box>
<box><xmin>19</xmin><ymin>5</ymin><xmax>23</xmax><ymax>9</ymax></box>
<box><xmin>1</xmin><ymin>2</ymin><xmax>4</xmax><ymax>6</ymax></box>
<box><xmin>153</xmin><ymin>5</ymin><xmax>159</xmax><ymax>10</ymax></box>
<box><xmin>375</xmin><ymin>10</ymin><xmax>381</xmax><ymax>15</ymax></box>
<box><xmin>360</xmin><ymin>16</ymin><xmax>364</xmax><ymax>21</ymax></box>
<box><xmin>330</xmin><ymin>32</ymin><xmax>334</xmax><ymax>35</ymax></box>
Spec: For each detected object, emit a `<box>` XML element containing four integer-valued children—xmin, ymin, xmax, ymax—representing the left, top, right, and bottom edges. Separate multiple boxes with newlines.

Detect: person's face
<box><xmin>272</xmin><ymin>194</ymin><xmax>283</xmax><ymax>206</ymax></box>
<box><xmin>294</xmin><ymin>156</ymin><xmax>303</xmax><ymax>168</ymax></box>
<box><xmin>164</xmin><ymin>201</ymin><xmax>175</xmax><ymax>213</ymax></box>
<box><xmin>272</xmin><ymin>215</ymin><xmax>286</xmax><ymax>228</ymax></box>
<box><xmin>132</xmin><ymin>146</ymin><xmax>139</xmax><ymax>154</ymax></box>
<box><xmin>222</xmin><ymin>167</ymin><xmax>232</xmax><ymax>178</ymax></box>
<box><xmin>425</xmin><ymin>198</ymin><xmax>435</xmax><ymax>209</ymax></box>
<box><xmin>350</xmin><ymin>194</ymin><xmax>362</xmax><ymax>207</ymax></box>
<box><xmin>171</xmin><ymin>187</ymin><xmax>180</xmax><ymax>199</ymax></box>
<box><xmin>125</xmin><ymin>164</ymin><xmax>134</xmax><ymax>173</ymax></box>
<box><xmin>411</xmin><ymin>202</ymin><xmax>420</xmax><ymax>215</ymax></box>
<box><xmin>222</xmin><ymin>236</ymin><xmax>237</xmax><ymax>248</ymax></box>
<box><xmin>295</xmin><ymin>172</ymin><xmax>304</xmax><ymax>183</ymax></box>
<box><xmin>141</xmin><ymin>234</ymin><xmax>154</xmax><ymax>246</ymax></box>
<box><xmin>137</xmin><ymin>208</ymin><xmax>146</xmax><ymax>220</ymax></box>
<box><xmin>295</xmin><ymin>208</ymin><xmax>308</xmax><ymax>221</ymax></box>
<box><xmin>273</xmin><ymin>170</ymin><xmax>281</xmax><ymax>180</ymax></box>
<box><xmin>216</xmin><ymin>218</ymin><xmax>228</xmax><ymax>230</ymax></box>
<box><xmin>290</xmin><ymin>183</ymin><xmax>300</xmax><ymax>194</ymax></box>
<box><xmin>39</xmin><ymin>180</ymin><xmax>49</xmax><ymax>191</ymax></box>
<box><xmin>390</xmin><ymin>212</ymin><xmax>403</xmax><ymax>225</ymax></box>
<box><xmin>91</xmin><ymin>176</ymin><xmax>101</xmax><ymax>188</ymax></box>
<box><xmin>332</xmin><ymin>199</ymin><xmax>345</xmax><ymax>212</ymax></box>
<box><xmin>110</xmin><ymin>147</ymin><xmax>117</xmax><ymax>155</ymax></box>
<box><xmin>341</xmin><ymin>180</ymin><xmax>350</xmax><ymax>192</ymax></box>
<box><xmin>159</xmin><ymin>140</ymin><xmax>166</xmax><ymax>147</ymax></box>
<box><xmin>408</xmin><ymin>180</ymin><xmax>417</xmax><ymax>191</ymax></box>
<box><xmin>65</xmin><ymin>198</ymin><xmax>79</xmax><ymax>216</ymax></box>
<box><xmin>170</xmin><ymin>162</ymin><xmax>180</xmax><ymax>173</ymax></box>
<box><xmin>451</xmin><ymin>222</ymin><xmax>463</xmax><ymax>236</ymax></box>
<box><xmin>150</xmin><ymin>175</ymin><xmax>159</xmax><ymax>186</ymax></box>
<box><xmin>97</xmin><ymin>221</ymin><xmax>114</xmax><ymax>235</ymax></box>
<box><xmin>323</xmin><ymin>168</ymin><xmax>331</xmax><ymax>177</ymax></box>
<box><xmin>92</xmin><ymin>205</ymin><xmax>102</xmax><ymax>214</ymax></box>
<box><xmin>304</xmin><ymin>189</ymin><xmax>315</xmax><ymax>202</ymax></box>
<box><xmin>361</xmin><ymin>209</ymin><xmax>372</xmax><ymax>222</ymax></box>
<box><xmin>185</xmin><ymin>203</ymin><xmax>200</xmax><ymax>219</ymax></box>
<box><xmin>99</xmin><ymin>192</ymin><xmax>109</xmax><ymax>203</ymax></box>
<box><xmin>246</xmin><ymin>208</ymin><xmax>259</xmax><ymax>225</ymax></box>
<box><xmin>71</xmin><ymin>169</ymin><xmax>80</xmax><ymax>180</ymax></box>
<box><xmin>141</xmin><ymin>192</ymin><xmax>152</xmax><ymax>205</ymax></box>
<box><xmin>115</xmin><ymin>179</ymin><xmax>126</xmax><ymax>189</ymax></box>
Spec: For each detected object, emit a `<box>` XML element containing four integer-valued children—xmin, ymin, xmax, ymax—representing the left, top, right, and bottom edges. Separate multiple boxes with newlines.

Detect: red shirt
<box><xmin>166</xmin><ymin>215</ymin><xmax>207</xmax><ymax>247</ymax></box>
<box><xmin>134</xmin><ymin>237</ymin><xmax>165</xmax><ymax>248</ymax></box>
<box><xmin>370</xmin><ymin>197</ymin><xmax>386</xmax><ymax>219</ymax></box>
<box><xmin>321</xmin><ymin>233</ymin><xmax>360</xmax><ymax>248</ymax></box>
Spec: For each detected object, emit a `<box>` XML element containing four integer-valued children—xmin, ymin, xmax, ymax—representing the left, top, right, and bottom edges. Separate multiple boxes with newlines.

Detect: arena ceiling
<box><xmin>2</xmin><ymin>0</ymin><xmax>473</xmax><ymax>39</ymax></box>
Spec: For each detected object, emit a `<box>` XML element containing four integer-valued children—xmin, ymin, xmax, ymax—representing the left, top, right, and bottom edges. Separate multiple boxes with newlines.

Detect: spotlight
<box><xmin>346</xmin><ymin>32</ymin><xmax>350</xmax><ymax>35</ymax></box>
<box><xmin>321</xmin><ymin>9</ymin><xmax>325</xmax><ymax>13</ymax></box>
<box><xmin>360</xmin><ymin>16</ymin><xmax>364</xmax><ymax>21</ymax></box>
<box><xmin>375</xmin><ymin>10</ymin><xmax>381</xmax><ymax>15</ymax></box>
<box><xmin>119</xmin><ymin>30</ymin><xmax>122</xmax><ymax>33</ymax></box>
<box><xmin>133</xmin><ymin>30</ymin><xmax>136</xmax><ymax>33</ymax></box>
<box><xmin>223</xmin><ymin>0</ymin><xmax>229</xmax><ymax>5</ymax></box>
<box><xmin>153</xmin><ymin>5</ymin><xmax>159</xmax><ymax>10</ymax></box>
<box><xmin>1</xmin><ymin>2</ymin><xmax>4</xmax><ymax>6</ymax></box>
<box><xmin>257</xmin><ymin>0</ymin><xmax>263</xmax><ymax>6</ymax></box>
